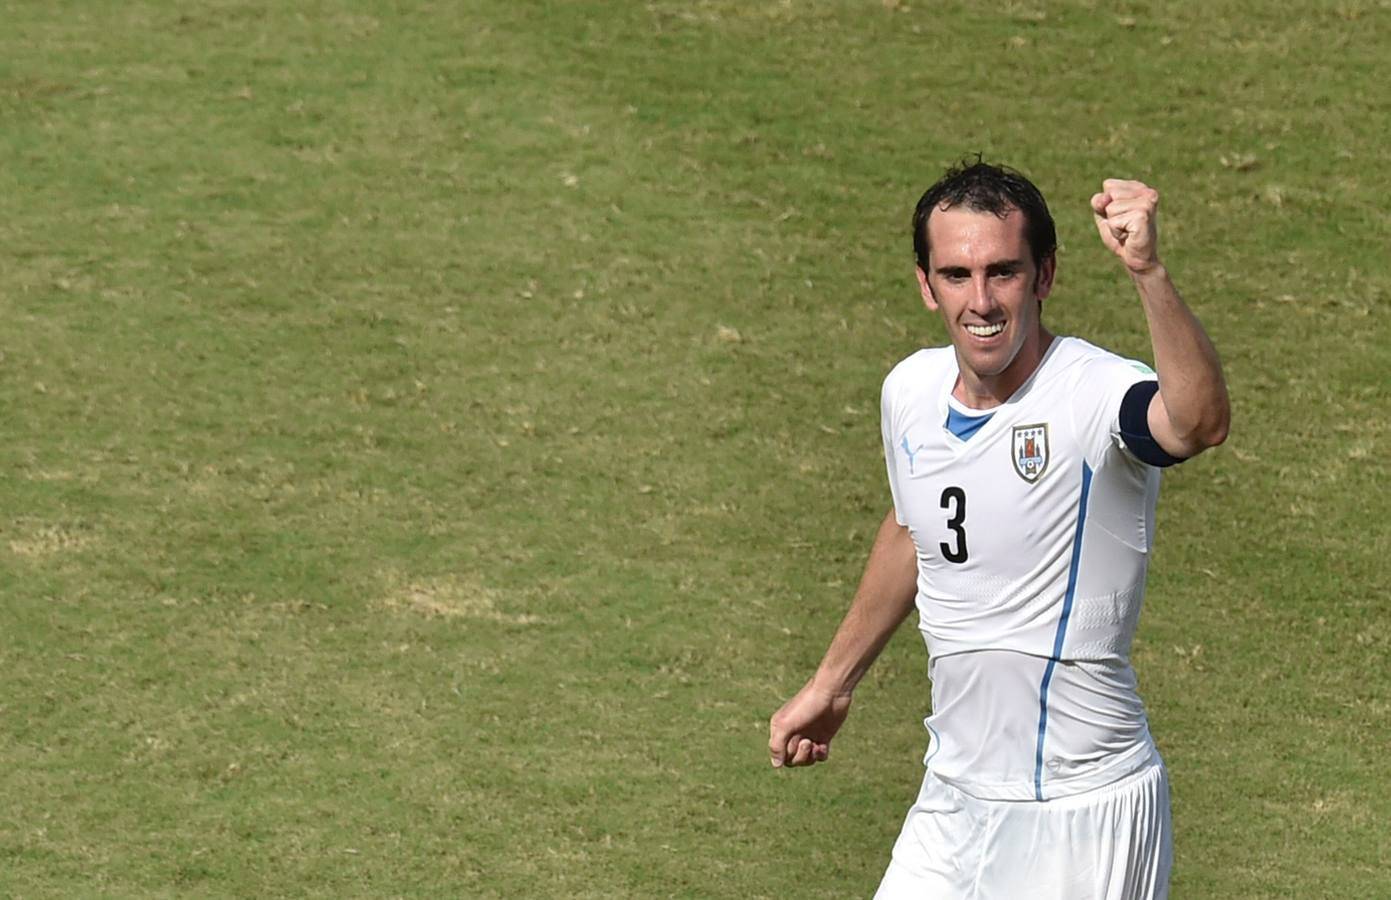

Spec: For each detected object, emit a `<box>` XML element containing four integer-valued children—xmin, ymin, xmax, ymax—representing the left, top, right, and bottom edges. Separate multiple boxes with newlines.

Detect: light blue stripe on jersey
<box><xmin>1033</xmin><ymin>460</ymin><xmax>1093</xmax><ymax>801</ymax></box>
<box><xmin>944</xmin><ymin>406</ymin><xmax>993</xmax><ymax>441</ymax></box>
<box><xmin>924</xmin><ymin>722</ymin><xmax>942</xmax><ymax>765</ymax></box>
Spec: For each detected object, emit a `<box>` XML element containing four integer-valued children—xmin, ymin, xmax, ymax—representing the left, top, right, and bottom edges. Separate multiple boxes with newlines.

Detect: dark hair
<box><xmin>912</xmin><ymin>159</ymin><xmax>1057</xmax><ymax>273</ymax></box>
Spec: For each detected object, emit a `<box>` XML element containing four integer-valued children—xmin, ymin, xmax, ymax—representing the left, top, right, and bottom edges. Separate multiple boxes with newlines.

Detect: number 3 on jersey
<box><xmin>940</xmin><ymin>486</ymin><xmax>968</xmax><ymax>563</ymax></box>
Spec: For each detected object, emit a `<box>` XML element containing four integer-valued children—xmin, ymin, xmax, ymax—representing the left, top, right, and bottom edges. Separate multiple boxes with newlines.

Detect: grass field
<box><xmin>2</xmin><ymin>1</ymin><xmax>1388</xmax><ymax>896</ymax></box>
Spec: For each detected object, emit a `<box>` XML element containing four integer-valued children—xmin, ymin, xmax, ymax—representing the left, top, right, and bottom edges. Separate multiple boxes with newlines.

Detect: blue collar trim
<box><xmin>945</xmin><ymin>407</ymin><xmax>993</xmax><ymax>441</ymax></box>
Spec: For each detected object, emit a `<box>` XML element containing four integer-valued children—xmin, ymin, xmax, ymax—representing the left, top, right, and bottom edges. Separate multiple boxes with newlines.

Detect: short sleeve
<box><xmin>881</xmin><ymin>370</ymin><xmax>907</xmax><ymax>526</ymax></box>
<box><xmin>1072</xmin><ymin>353</ymin><xmax>1158</xmax><ymax>469</ymax></box>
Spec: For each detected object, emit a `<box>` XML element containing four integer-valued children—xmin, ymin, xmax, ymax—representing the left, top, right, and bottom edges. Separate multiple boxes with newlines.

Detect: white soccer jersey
<box><xmin>881</xmin><ymin>336</ymin><xmax>1163</xmax><ymax>801</ymax></box>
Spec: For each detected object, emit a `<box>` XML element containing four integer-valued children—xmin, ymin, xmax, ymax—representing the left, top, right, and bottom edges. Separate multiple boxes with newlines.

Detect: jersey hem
<box><xmin>928</xmin><ymin>736</ymin><xmax>1158</xmax><ymax>803</ymax></box>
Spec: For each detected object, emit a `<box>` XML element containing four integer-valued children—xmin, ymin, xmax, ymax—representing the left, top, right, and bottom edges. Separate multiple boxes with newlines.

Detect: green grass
<box><xmin>2</xmin><ymin>0</ymin><xmax>1388</xmax><ymax>896</ymax></box>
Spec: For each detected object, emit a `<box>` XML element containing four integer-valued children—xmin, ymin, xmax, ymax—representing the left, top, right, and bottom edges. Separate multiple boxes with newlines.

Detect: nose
<box><xmin>968</xmin><ymin>275</ymin><xmax>996</xmax><ymax>313</ymax></box>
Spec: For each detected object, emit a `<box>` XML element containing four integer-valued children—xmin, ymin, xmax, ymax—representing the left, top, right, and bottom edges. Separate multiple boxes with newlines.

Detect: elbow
<box><xmin>1201</xmin><ymin>419</ymin><xmax>1229</xmax><ymax>450</ymax></box>
<box><xmin>1193</xmin><ymin>397</ymin><xmax>1231</xmax><ymax>451</ymax></box>
<box><xmin>1207</xmin><ymin>393</ymin><xmax>1232</xmax><ymax>447</ymax></box>
<box><xmin>1167</xmin><ymin>398</ymin><xmax>1230</xmax><ymax>457</ymax></box>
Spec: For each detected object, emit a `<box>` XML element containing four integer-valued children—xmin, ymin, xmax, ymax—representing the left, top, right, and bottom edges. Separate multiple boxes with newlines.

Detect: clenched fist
<box><xmin>1091</xmin><ymin>179</ymin><xmax>1162</xmax><ymax>275</ymax></box>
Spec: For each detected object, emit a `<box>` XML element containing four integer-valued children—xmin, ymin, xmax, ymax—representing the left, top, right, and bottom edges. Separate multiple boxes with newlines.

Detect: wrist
<box><xmin>810</xmin><ymin>668</ymin><xmax>858</xmax><ymax>699</ymax></box>
<box><xmin>1127</xmin><ymin>261</ymin><xmax>1168</xmax><ymax>282</ymax></box>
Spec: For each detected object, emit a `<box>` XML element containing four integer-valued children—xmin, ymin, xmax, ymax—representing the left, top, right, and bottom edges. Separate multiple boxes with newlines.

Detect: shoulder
<box><xmin>1047</xmin><ymin>338</ymin><xmax>1159</xmax><ymax>456</ymax></box>
<box><xmin>883</xmin><ymin>346</ymin><xmax>953</xmax><ymax>394</ymax></box>
<box><xmin>1050</xmin><ymin>337</ymin><xmax>1155</xmax><ymax>389</ymax></box>
<box><xmin>881</xmin><ymin>347</ymin><xmax>952</xmax><ymax>423</ymax></box>
<box><xmin>1062</xmin><ymin>336</ymin><xmax>1153</xmax><ymax>373</ymax></box>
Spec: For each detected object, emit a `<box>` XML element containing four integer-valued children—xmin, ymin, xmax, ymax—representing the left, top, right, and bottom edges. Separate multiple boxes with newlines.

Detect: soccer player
<box><xmin>768</xmin><ymin>161</ymin><xmax>1229</xmax><ymax>898</ymax></box>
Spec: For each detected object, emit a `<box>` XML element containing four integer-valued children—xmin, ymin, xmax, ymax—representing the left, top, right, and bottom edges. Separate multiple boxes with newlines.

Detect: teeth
<box><xmin>965</xmin><ymin>322</ymin><xmax>1004</xmax><ymax>337</ymax></box>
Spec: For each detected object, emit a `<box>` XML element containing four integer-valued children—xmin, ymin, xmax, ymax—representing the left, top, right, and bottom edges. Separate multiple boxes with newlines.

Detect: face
<box><xmin>916</xmin><ymin>205</ymin><xmax>1055</xmax><ymax>401</ymax></box>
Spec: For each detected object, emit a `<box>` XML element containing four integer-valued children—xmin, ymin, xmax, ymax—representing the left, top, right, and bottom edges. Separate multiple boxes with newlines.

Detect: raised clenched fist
<box><xmin>1091</xmin><ymin>179</ymin><xmax>1162</xmax><ymax>275</ymax></box>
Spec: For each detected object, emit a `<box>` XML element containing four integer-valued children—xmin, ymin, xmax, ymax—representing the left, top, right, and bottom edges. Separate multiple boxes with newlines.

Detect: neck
<box><xmin>953</xmin><ymin>328</ymin><xmax>1055</xmax><ymax>409</ymax></box>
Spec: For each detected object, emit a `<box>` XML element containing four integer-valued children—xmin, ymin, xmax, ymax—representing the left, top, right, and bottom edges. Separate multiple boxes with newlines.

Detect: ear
<box><xmin>1034</xmin><ymin>255</ymin><xmax>1057</xmax><ymax>302</ymax></box>
<box><xmin>915</xmin><ymin>266</ymin><xmax>940</xmax><ymax>312</ymax></box>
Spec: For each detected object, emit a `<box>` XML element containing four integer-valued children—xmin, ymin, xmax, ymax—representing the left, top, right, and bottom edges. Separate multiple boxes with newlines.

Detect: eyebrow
<box><xmin>934</xmin><ymin>259</ymin><xmax>1025</xmax><ymax>276</ymax></box>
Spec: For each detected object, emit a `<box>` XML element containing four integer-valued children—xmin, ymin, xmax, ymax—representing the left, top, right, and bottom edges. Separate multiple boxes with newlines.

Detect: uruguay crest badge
<box><xmin>1011</xmin><ymin>423</ymin><xmax>1050</xmax><ymax>483</ymax></box>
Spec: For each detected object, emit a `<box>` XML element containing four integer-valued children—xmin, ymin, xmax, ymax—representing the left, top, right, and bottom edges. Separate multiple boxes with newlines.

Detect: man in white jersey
<box><xmin>768</xmin><ymin>161</ymin><xmax>1230</xmax><ymax>898</ymax></box>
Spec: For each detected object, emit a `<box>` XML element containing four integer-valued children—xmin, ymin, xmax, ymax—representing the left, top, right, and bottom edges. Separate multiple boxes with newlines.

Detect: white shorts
<box><xmin>875</xmin><ymin>751</ymin><xmax>1171</xmax><ymax>900</ymax></box>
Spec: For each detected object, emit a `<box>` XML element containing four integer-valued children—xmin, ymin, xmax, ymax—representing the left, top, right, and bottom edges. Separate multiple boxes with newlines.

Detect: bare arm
<box><xmin>1092</xmin><ymin>180</ymin><xmax>1231</xmax><ymax>457</ymax></box>
<box><xmin>769</xmin><ymin>509</ymin><xmax>918</xmax><ymax>768</ymax></box>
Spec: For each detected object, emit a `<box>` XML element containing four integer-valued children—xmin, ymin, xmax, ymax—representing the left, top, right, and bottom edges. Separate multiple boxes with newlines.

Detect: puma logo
<box><xmin>901</xmin><ymin>435</ymin><xmax>927</xmax><ymax>475</ymax></box>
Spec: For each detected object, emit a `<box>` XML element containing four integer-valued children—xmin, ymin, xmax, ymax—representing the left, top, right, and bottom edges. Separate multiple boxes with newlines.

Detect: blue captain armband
<box><xmin>1118</xmin><ymin>380</ymin><xmax>1186</xmax><ymax>467</ymax></box>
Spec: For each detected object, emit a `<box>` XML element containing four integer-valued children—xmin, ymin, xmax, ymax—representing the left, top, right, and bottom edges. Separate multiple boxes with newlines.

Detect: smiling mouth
<box><xmin>964</xmin><ymin>322</ymin><xmax>1004</xmax><ymax>337</ymax></box>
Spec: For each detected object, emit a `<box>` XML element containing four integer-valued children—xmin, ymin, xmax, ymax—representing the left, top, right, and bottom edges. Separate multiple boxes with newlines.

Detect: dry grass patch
<box><xmin>379</xmin><ymin>573</ymin><xmax>544</xmax><ymax>626</ymax></box>
<box><xmin>6</xmin><ymin>522</ymin><xmax>92</xmax><ymax>558</ymax></box>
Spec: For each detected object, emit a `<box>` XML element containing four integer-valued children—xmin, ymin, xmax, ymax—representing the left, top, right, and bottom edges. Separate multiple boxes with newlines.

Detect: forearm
<box><xmin>811</xmin><ymin>509</ymin><xmax>919</xmax><ymax>696</ymax></box>
<box><xmin>1133</xmin><ymin>265</ymin><xmax>1231</xmax><ymax>453</ymax></box>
